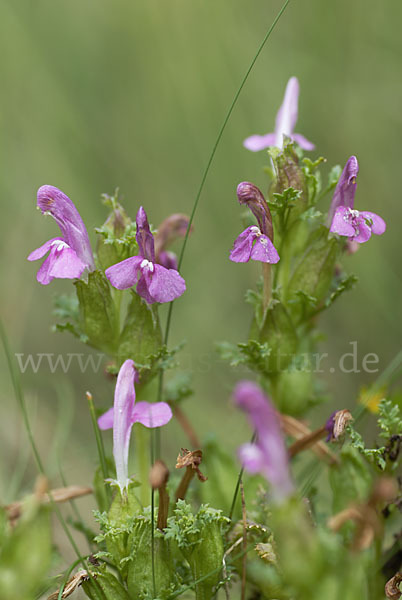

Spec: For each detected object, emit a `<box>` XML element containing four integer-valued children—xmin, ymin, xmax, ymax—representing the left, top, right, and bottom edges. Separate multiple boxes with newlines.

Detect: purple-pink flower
<box><xmin>243</xmin><ymin>77</ymin><xmax>314</xmax><ymax>152</ymax></box>
<box><xmin>98</xmin><ymin>359</ymin><xmax>172</xmax><ymax>491</ymax></box>
<box><xmin>234</xmin><ymin>381</ymin><xmax>293</xmax><ymax>502</ymax></box>
<box><xmin>230</xmin><ymin>182</ymin><xmax>280</xmax><ymax>264</ymax></box>
<box><xmin>328</xmin><ymin>157</ymin><xmax>386</xmax><ymax>244</ymax></box>
<box><xmin>105</xmin><ymin>207</ymin><xmax>186</xmax><ymax>304</ymax></box>
<box><xmin>28</xmin><ymin>185</ymin><xmax>95</xmax><ymax>285</ymax></box>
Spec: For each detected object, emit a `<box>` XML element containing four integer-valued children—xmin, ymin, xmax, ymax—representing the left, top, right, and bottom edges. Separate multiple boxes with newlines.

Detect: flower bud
<box><xmin>237</xmin><ymin>182</ymin><xmax>274</xmax><ymax>241</ymax></box>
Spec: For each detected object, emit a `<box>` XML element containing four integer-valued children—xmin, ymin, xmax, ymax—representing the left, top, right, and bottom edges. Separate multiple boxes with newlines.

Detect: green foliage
<box><xmin>269</xmin><ymin>140</ymin><xmax>308</xmax><ymax>223</ymax></box>
<box><xmin>286</xmin><ymin>226</ymin><xmax>339</xmax><ymax>312</ymax></box>
<box><xmin>254</xmin><ymin>298</ymin><xmax>298</xmax><ymax>374</ymax></box>
<box><xmin>84</xmin><ymin>565</ymin><xmax>131</xmax><ymax>600</ymax></box>
<box><xmin>216</xmin><ymin>339</ymin><xmax>271</xmax><ymax>374</ymax></box>
<box><xmin>0</xmin><ymin>503</ymin><xmax>52</xmax><ymax>600</ymax></box>
<box><xmin>165</xmin><ymin>501</ymin><xmax>229</xmax><ymax>600</ymax></box>
<box><xmin>347</xmin><ymin>426</ymin><xmax>387</xmax><ymax>470</ymax></box>
<box><xmin>324</xmin><ymin>273</ymin><xmax>358</xmax><ymax>309</ymax></box>
<box><xmin>75</xmin><ymin>270</ymin><xmax>119</xmax><ymax>354</ymax></box>
<box><xmin>275</xmin><ymin>367</ymin><xmax>316</xmax><ymax>416</ymax></box>
<box><xmin>95</xmin><ymin>192</ymin><xmax>138</xmax><ymax>272</ymax></box>
<box><xmin>378</xmin><ymin>397</ymin><xmax>402</xmax><ymax>438</ymax></box>
<box><xmin>126</xmin><ymin>517</ymin><xmax>180</xmax><ymax>600</ymax></box>
<box><xmin>329</xmin><ymin>445</ymin><xmax>372</xmax><ymax>514</ymax></box>
<box><xmin>117</xmin><ymin>291</ymin><xmax>163</xmax><ymax>371</ymax></box>
<box><xmin>164</xmin><ymin>372</ymin><xmax>194</xmax><ymax>406</ymax></box>
<box><xmin>93</xmin><ymin>459</ymin><xmax>115</xmax><ymax>514</ymax></box>
<box><xmin>347</xmin><ymin>398</ymin><xmax>402</xmax><ymax>471</ymax></box>
<box><xmin>302</xmin><ymin>155</ymin><xmax>325</xmax><ymax>205</ymax></box>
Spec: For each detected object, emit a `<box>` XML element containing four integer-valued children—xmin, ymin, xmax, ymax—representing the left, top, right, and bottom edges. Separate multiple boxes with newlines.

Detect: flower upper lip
<box><xmin>243</xmin><ymin>76</ymin><xmax>315</xmax><ymax>152</ymax></box>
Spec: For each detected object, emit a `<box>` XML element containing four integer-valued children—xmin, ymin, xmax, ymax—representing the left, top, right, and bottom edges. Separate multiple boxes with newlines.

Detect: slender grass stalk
<box><xmin>86</xmin><ymin>391</ymin><xmax>111</xmax><ymax>506</ymax></box>
<box><xmin>7</xmin><ymin>410</ymin><xmax>31</xmax><ymax>502</ymax></box>
<box><xmin>229</xmin><ymin>431</ymin><xmax>256</xmax><ymax>521</ymax></box>
<box><xmin>0</xmin><ymin>320</ymin><xmax>87</xmax><ymax>570</ymax></box>
<box><xmin>162</xmin><ymin>0</ymin><xmax>291</xmax><ymax>349</ymax></box>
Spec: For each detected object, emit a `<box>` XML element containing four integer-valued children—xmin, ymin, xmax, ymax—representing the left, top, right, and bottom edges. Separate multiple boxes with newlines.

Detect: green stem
<box><xmin>262</xmin><ymin>263</ymin><xmax>272</xmax><ymax>313</ymax></box>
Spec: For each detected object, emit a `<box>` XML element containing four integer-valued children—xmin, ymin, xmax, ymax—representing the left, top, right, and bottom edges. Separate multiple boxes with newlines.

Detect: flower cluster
<box><xmin>28</xmin><ymin>187</ymin><xmax>186</xmax><ymax>304</ymax></box>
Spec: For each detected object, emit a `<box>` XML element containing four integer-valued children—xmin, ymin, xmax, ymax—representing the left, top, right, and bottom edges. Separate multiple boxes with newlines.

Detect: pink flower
<box><xmin>28</xmin><ymin>185</ymin><xmax>95</xmax><ymax>285</ymax></box>
<box><xmin>105</xmin><ymin>207</ymin><xmax>186</xmax><ymax>304</ymax></box>
<box><xmin>229</xmin><ymin>182</ymin><xmax>279</xmax><ymax>264</ymax></box>
<box><xmin>328</xmin><ymin>157</ymin><xmax>386</xmax><ymax>244</ymax></box>
<box><xmin>243</xmin><ymin>77</ymin><xmax>314</xmax><ymax>152</ymax></box>
<box><xmin>234</xmin><ymin>381</ymin><xmax>293</xmax><ymax>503</ymax></box>
<box><xmin>98</xmin><ymin>360</ymin><xmax>172</xmax><ymax>491</ymax></box>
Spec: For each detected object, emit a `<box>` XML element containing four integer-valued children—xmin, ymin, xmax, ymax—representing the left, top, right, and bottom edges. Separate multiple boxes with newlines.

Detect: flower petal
<box><xmin>352</xmin><ymin>220</ymin><xmax>372</xmax><ymax>243</ymax></box>
<box><xmin>147</xmin><ymin>264</ymin><xmax>186</xmax><ymax>303</ymax></box>
<box><xmin>157</xmin><ymin>250</ymin><xmax>178</xmax><ymax>270</ymax></box>
<box><xmin>360</xmin><ymin>211</ymin><xmax>386</xmax><ymax>236</ymax></box>
<box><xmin>238</xmin><ymin>443</ymin><xmax>265</xmax><ymax>473</ymax></box>
<box><xmin>234</xmin><ymin>381</ymin><xmax>293</xmax><ymax>503</ymax></box>
<box><xmin>48</xmin><ymin>246</ymin><xmax>86</xmax><ymax>279</ymax></box>
<box><xmin>250</xmin><ymin>235</ymin><xmax>280</xmax><ymax>264</ymax></box>
<box><xmin>113</xmin><ymin>359</ymin><xmax>137</xmax><ymax>491</ymax></box>
<box><xmin>105</xmin><ymin>256</ymin><xmax>143</xmax><ymax>290</ymax></box>
<box><xmin>98</xmin><ymin>407</ymin><xmax>114</xmax><ymax>430</ymax></box>
<box><xmin>243</xmin><ymin>133</ymin><xmax>276</xmax><ymax>152</ymax></box>
<box><xmin>136</xmin><ymin>206</ymin><xmax>155</xmax><ymax>262</ymax></box>
<box><xmin>274</xmin><ymin>76</ymin><xmax>299</xmax><ymax>147</ymax></box>
<box><xmin>328</xmin><ymin>156</ymin><xmax>359</xmax><ymax>223</ymax></box>
<box><xmin>136</xmin><ymin>271</ymin><xmax>156</xmax><ymax>304</ymax></box>
<box><xmin>27</xmin><ymin>237</ymin><xmax>62</xmax><ymax>261</ymax></box>
<box><xmin>36</xmin><ymin>254</ymin><xmax>57</xmax><ymax>285</ymax></box>
<box><xmin>37</xmin><ymin>185</ymin><xmax>95</xmax><ymax>270</ymax></box>
<box><xmin>330</xmin><ymin>206</ymin><xmax>356</xmax><ymax>237</ymax></box>
<box><xmin>229</xmin><ymin>227</ymin><xmax>256</xmax><ymax>263</ymax></box>
<box><xmin>291</xmin><ymin>133</ymin><xmax>315</xmax><ymax>151</ymax></box>
<box><xmin>35</xmin><ymin>244</ymin><xmax>85</xmax><ymax>285</ymax></box>
<box><xmin>132</xmin><ymin>401</ymin><xmax>173</xmax><ymax>428</ymax></box>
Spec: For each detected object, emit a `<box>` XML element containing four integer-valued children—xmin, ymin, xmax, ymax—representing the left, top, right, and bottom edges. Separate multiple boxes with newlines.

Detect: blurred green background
<box><xmin>0</xmin><ymin>0</ymin><xmax>401</xmax><ymax>578</ymax></box>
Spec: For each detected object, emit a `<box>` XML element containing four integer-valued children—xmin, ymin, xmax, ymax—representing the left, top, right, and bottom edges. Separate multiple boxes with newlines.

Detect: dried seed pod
<box><xmin>385</xmin><ymin>572</ymin><xmax>402</xmax><ymax>600</ymax></box>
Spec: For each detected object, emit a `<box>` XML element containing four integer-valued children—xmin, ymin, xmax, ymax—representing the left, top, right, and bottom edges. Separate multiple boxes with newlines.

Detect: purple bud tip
<box><xmin>344</xmin><ymin>156</ymin><xmax>359</xmax><ymax>184</ymax></box>
<box><xmin>236</xmin><ymin>182</ymin><xmax>265</xmax><ymax>205</ymax></box>
<box><xmin>236</xmin><ymin>182</ymin><xmax>273</xmax><ymax>240</ymax></box>
<box><xmin>37</xmin><ymin>185</ymin><xmax>65</xmax><ymax>213</ymax></box>
<box><xmin>136</xmin><ymin>206</ymin><xmax>149</xmax><ymax>229</ymax></box>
